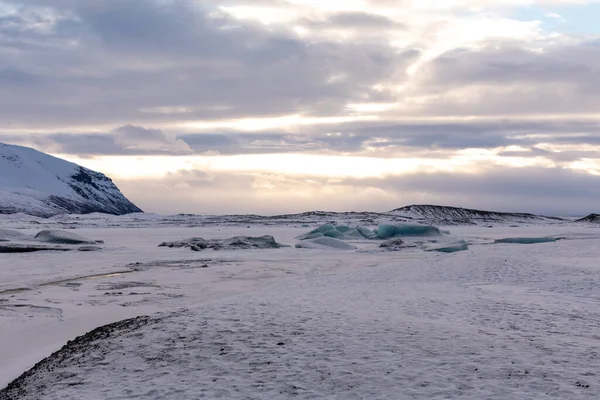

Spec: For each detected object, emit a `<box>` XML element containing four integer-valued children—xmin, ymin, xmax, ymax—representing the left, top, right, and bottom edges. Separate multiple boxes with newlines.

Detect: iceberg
<box><xmin>494</xmin><ymin>237</ymin><xmax>557</xmax><ymax>244</ymax></box>
<box><xmin>426</xmin><ymin>240</ymin><xmax>469</xmax><ymax>253</ymax></box>
<box><xmin>295</xmin><ymin>237</ymin><xmax>356</xmax><ymax>250</ymax></box>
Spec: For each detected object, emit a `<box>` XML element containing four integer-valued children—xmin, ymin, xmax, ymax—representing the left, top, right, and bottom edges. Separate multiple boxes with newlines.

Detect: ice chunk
<box><xmin>159</xmin><ymin>235</ymin><xmax>287</xmax><ymax>251</ymax></box>
<box><xmin>375</xmin><ymin>224</ymin><xmax>397</xmax><ymax>239</ymax></box>
<box><xmin>323</xmin><ymin>230</ymin><xmax>346</xmax><ymax>239</ymax></box>
<box><xmin>310</xmin><ymin>224</ymin><xmax>336</xmax><ymax>234</ymax></box>
<box><xmin>357</xmin><ymin>226</ymin><xmax>377</xmax><ymax>239</ymax></box>
<box><xmin>335</xmin><ymin>225</ymin><xmax>351</xmax><ymax>233</ymax></box>
<box><xmin>376</xmin><ymin>223</ymin><xmax>441</xmax><ymax>239</ymax></box>
<box><xmin>295</xmin><ymin>237</ymin><xmax>356</xmax><ymax>250</ymax></box>
<box><xmin>302</xmin><ymin>232</ymin><xmax>324</xmax><ymax>240</ymax></box>
<box><xmin>298</xmin><ymin>223</ymin><xmax>365</xmax><ymax>240</ymax></box>
<box><xmin>494</xmin><ymin>237</ymin><xmax>557</xmax><ymax>244</ymax></box>
<box><xmin>341</xmin><ymin>228</ymin><xmax>365</xmax><ymax>239</ymax></box>
<box><xmin>297</xmin><ymin>224</ymin><xmax>337</xmax><ymax>240</ymax></box>
<box><xmin>426</xmin><ymin>240</ymin><xmax>469</xmax><ymax>253</ymax></box>
<box><xmin>34</xmin><ymin>230</ymin><xmax>96</xmax><ymax>245</ymax></box>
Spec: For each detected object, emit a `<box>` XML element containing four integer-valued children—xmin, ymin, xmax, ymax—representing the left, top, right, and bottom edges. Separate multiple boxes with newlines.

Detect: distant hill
<box><xmin>389</xmin><ymin>205</ymin><xmax>565</xmax><ymax>225</ymax></box>
<box><xmin>575</xmin><ymin>214</ymin><xmax>600</xmax><ymax>223</ymax></box>
<box><xmin>0</xmin><ymin>142</ymin><xmax>142</xmax><ymax>217</ymax></box>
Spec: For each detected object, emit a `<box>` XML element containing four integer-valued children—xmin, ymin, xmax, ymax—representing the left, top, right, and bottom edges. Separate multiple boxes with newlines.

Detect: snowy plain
<box><xmin>1</xmin><ymin>214</ymin><xmax>600</xmax><ymax>399</ymax></box>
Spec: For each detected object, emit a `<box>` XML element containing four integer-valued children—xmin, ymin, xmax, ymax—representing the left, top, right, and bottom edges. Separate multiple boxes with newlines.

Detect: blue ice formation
<box><xmin>494</xmin><ymin>237</ymin><xmax>557</xmax><ymax>244</ymax></box>
<box><xmin>297</xmin><ymin>224</ymin><xmax>376</xmax><ymax>240</ymax></box>
<box><xmin>298</xmin><ymin>223</ymin><xmax>442</xmax><ymax>241</ymax></box>
<box><xmin>375</xmin><ymin>223</ymin><xmax>442</xmax><ymax>239</ymax></box>
<box><xmin>426</xmin><ymin>240</ymin><xmax>469</xmax><ymax>253</ymax></box>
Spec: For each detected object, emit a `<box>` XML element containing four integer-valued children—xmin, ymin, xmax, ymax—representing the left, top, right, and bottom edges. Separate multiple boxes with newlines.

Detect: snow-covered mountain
<box><xmin>390</xmin><ymin>204</ymin><xmax>565</xmax><ymax>225</ymax></box>
<box><xmin>0</xmin><ymin>143</ymin><xmax>142</xmax><ymax>217</ymax></box>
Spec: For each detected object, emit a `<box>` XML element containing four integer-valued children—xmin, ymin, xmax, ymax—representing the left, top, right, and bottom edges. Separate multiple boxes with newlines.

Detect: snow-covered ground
<box><xmin>1</xmin><ymin>217</ymin><xmax>600</xmax><ymax>399</ymax></box>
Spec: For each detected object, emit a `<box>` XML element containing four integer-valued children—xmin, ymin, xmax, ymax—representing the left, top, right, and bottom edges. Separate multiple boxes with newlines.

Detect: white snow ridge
<box><xmin>0</xmin><ymin>142</ymin><xmax>141</xmax><ymax>217</ymax></box>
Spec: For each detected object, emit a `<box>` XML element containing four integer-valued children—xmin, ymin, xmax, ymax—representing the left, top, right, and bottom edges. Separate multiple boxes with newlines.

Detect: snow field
<box><xmin>1</xmin><ymin>223</ymin><xmax>600</xmax><ymax>399</ymax></box>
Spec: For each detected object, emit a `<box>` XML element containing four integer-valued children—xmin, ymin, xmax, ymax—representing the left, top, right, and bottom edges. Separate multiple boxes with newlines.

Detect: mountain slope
<box><xmin>0</xmin><ymin>143</ymin><xmax>142</xmax><ymax>217</ymax></box>
<box><xmin>575</xmin><ymin>214</ymin><xmax>600</xmax><ymax>223</ymax></box>
<box><xmin>390</xmin><ymin>204</ymin><xmax>564</xmax><ymax>225</ymax></box>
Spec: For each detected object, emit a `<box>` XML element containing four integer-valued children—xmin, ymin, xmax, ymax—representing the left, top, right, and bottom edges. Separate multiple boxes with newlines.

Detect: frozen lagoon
<box><xmin>1</xmin><ymin>220</ymin><xmax>600</xmax><ymax>399</ymax></box>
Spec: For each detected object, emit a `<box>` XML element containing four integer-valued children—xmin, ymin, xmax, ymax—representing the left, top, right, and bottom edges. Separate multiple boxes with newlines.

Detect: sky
<box><xmin>2</xmin><ymin>0</ymin><xmax>600</xmax><ymax>215</ymax></box>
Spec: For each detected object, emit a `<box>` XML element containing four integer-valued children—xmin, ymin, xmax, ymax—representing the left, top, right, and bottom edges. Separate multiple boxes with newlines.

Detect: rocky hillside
<box><xmin>390</xmin><ymin>205</ymin><xmax>564</xmax><ymax>225</ymax></box>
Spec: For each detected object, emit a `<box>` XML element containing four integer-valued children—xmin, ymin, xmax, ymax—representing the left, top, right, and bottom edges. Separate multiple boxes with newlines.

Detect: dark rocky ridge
<box><xmin>391</xmin><ymin>204</ymin><xmax>566</xmax><ymax>225</ymax></box>
<box><xmin>575</xmin><ymin>213</ymin><xmax>600</xmax><ymax>223</ymax></box>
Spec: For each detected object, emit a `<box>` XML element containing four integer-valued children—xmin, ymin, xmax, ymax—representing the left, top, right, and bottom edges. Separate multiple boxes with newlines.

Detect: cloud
<box><xmin>112</xmin><ymin>125</ymin><xmax>193</xmax><ymax>154</ymax></box>
<box><xmin>2</xmin><ymin>0</ymin><xmax>600</xmax><ymax>214</ymax></box>
<box><xmin>0</xmin><ymin>0</ymin><xmax>403</xmax><ymax>129</ymax></box>
<box><xmin>115</xmin><ymin>164</ymin><xmax>600</xmax><ymax>216</ymax></box>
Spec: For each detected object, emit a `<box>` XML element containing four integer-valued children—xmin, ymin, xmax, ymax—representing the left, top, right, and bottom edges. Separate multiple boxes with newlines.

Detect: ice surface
<box><xmin>4</xmin><ymin>223</ymin><xmax>600</xmax><ymax>399</ymax></box>
<box><xmin>495</xmin><ymin>237</ymin><xmax>557</xmax><ymax>244</ymax></box>
<box><xmin>159</xmin><ymin>235</ymin><xmax>287</xmax><ymax>251</ymax></box>
<box><xmin>4</xmin><ymin>220</ymin><xmax>600</xmax><ymax>400</ymax></box>
<box><xmin>295</xmin><ymin>236</ymin><xmax>357</xmax><ymax>250</ymax></box>
<box><xmin>426</xmin><ymin>240</ymin><xmax>469</xmax><ymax>253</ymax></box>
<box><xmin>34</xmin><ymin>230</ymin><xmax>96</xmax><ymax>245</ymax></box>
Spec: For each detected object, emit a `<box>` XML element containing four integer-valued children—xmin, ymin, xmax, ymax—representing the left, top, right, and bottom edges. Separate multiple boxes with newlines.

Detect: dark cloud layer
<box><xmin>0</xmin><ymin>0</ymin><xmax>403</xmax><ymax>127</ymax></box>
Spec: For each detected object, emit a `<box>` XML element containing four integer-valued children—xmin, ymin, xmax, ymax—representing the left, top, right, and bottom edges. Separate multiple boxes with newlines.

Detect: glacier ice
<box><xmin>426</xmin><ymin>240</ymin><xmax>469</xmax><ymax>253</ymax></box>
<box><xmin>297</xmin><ymin>223</ymin><xmax>441</xmax><ymax>242</ymax></box>
<box><xmin>297</xmin><ymin>224</ymin><xmax>376</xmax><ymax>240</ymax></box>
<box><xmin>295</xmin><ymin>237</ymin><xmax>356</xmax><ymax>250</ymax></box>
<box><xmin>34</xmin><ymin>230</ymin><xmax>97</xmax><ymax>245</ymax></box>
<box><xmin>356</xmin><ymin>227</ymin><xmax>377</xmax><ymax>239</ymax></box>
<box><xmin>375</xmin><ymin>224</ymin><xmax>397</xmax><ymax>239</ymax></box>
<box><xmin>494</xmin><ymin>237</ymin><xmax>557</xmax><ymax>244</ymax></box>
<box><xmin>159</xmin><ymin>235</ymin><xmax>287</xmax><ymax>251</ymax></box>
<box><xmin>375</xmin><ymin>223</ymin><xmax>442</xmax><ymax>239</ymax></box>
<box><xmin>323</xmin><ymin>229</ymin><xmax>346</xmax><ymax>239</ymax></box>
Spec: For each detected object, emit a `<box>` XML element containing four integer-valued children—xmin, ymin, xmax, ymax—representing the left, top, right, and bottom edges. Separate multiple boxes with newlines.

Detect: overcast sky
<box><xmin>2</xmin><ymin>0</ymin><xmax>600</xmax><ymax>215</ymax></box>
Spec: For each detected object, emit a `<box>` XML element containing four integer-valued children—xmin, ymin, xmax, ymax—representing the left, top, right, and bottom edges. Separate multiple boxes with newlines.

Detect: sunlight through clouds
<box><xmin>2</xmin><ymin>0</ymin><xmax>600</xmax><ymax>213</ymax></box>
